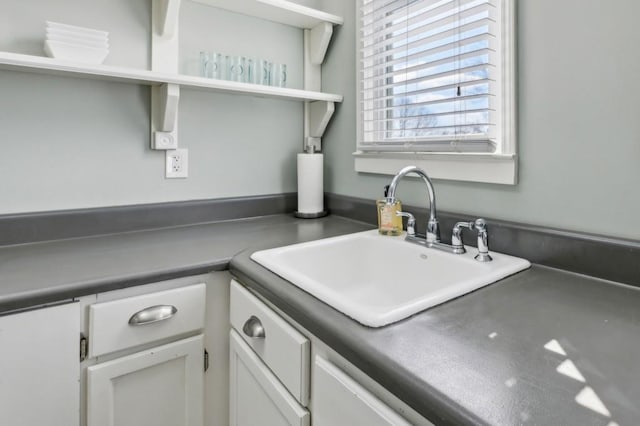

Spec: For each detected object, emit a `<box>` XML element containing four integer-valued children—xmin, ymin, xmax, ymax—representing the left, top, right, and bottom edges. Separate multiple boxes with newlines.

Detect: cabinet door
<box><xmin>313</xmin><ymin>356</ymin><xmax>412</xmax><ymax>426</ymax></box>
<box><xmin>87</xmin><ymin>334</ymin><xmax>204</xmax><ymax>426</ymax></box>
<box><xmin>229</xmin><ymin>330</ymin><xmax>309</xmax><ymax>426</ymax></box>
<box><xmin>0</xmin><ymin>302</ymin><xmax>80</xmax><ymax>426</ymax></box>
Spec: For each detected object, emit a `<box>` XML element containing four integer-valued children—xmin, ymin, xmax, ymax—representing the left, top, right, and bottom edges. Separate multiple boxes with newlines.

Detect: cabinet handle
<box><xmin>242</xmin><ymin>315</ymin><xmax>265</xmax><ymax>338</ymax></box>
<box><xmin>128</xmin><ymin>305</ymin><xmax>177</xmax><ymax>326</ymax></box>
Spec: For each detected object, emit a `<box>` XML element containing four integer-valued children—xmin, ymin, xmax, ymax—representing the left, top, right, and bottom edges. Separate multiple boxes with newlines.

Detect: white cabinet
<box><xmin>229</xmin><ymin>331</ymin><xmax>310</xmax><ymax>426</ymax></box>
<box><xmin>229</xmin><ymin>280</ymin><xmax>310</xmax><ymax>426</ymax></box>
<box><xmin>87</xmin><ymin>335</ymin><xmax>204</xmax><ymax>426</ymax></box>
<box><xmin>230</xmin><ymin>280</ymin><xmax>310</xmax><ymax>405</ymax></box>
<box><xmin>0</xmin><ymin>302</ymin><xmax>80</xmax><ymax>426</ymax></box>
<box><xmin>313</xmin><ymin>357</ymin><xmax>411</xmax><ymax>426</ymax></box>
<box><xmin>84</xmin><ymin>282</ymin><xmax>207</xmax><ymax>426</ymax></box>
<box><xmin>229</xmin><ymin>280</ymin><xmax>421</xmax><ymax>426</ymax></box>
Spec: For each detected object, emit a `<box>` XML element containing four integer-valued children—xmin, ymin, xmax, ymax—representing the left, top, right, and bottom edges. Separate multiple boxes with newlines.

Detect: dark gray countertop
<box><xmin>230</xmin><ymin>232</ymin><xmax>640</xmax><ymax>425</ymax></box>
<box><xmin>2</xmin><ymin>213</ymin><xmax>638</xmax><ymax>425</ymax></box>
<box><xmin>0</xmin><ymin>214</ymin><xmax>370</xmax><ymax>312</ymax></box>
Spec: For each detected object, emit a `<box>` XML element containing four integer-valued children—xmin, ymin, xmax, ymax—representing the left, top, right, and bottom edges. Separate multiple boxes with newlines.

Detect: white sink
<box><xmin>251</xmin><ymin>230</ymin><xmax>530</xmax><ymax>327</ymax></box>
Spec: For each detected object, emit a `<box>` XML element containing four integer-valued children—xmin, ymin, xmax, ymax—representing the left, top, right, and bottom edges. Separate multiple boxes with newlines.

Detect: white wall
<box><xmin>321</xmin><ymin>0</ymin><xmax>640</xmax><ymax>240</ymax></box>
<box><xmin>0</xmin><ymin>0</ymin><xmax>305</xmax><ymax>214</ymax></box>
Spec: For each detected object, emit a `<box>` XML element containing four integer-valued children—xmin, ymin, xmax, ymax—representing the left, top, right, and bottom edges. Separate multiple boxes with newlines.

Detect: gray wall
<box><xmin>2</xmin><ymin>0</ymin><xmax>639</xmax><ymax>241</ymax></box>
<box><xmin>0</xmin><ymin>0</ymin><xmax>306</xmax><ymax>214</ymax></box>
<box><xmin>321</xmin><ymin>0</ymin><xmax>640</xmax><ymax>240</ymax></box>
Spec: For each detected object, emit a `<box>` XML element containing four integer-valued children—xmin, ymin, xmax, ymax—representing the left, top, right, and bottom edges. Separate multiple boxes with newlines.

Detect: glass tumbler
<box><xmin>274</xmin><ymin>63</ymin><xmax>287</xmax><ymax>88</ymax></box>
<box><xmin>257</xmin><ymin>59</ymin><xmax>272</xmax><ymax>86</ymax></box>
<box><xmin>200</xmin><ymin>52</ymin><xmax>223</xmax><ymax>79</ymax></box>
<box><xmin>200</xmin><ymin>51</ymin><xmax>213</xmax><ymax>78</ymax></box>
<box><xmin>228</xmin><ymin>56</ymin><xmax>246</xmax><ymax>82</ymax></box>
<box><xmin>246</xmin><ymin>58</ymin><xmax>256</xmax><ymax>84</ymax></box>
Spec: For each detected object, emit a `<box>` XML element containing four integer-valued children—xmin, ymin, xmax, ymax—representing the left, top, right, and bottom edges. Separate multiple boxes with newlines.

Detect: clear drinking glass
<box><xmin>274</xmin><ymin>63</ymin><xmax>287</xmax><ymax>88</ymax></box>
<box><xmin>246</xmin><ymin>58</ymin><xmax>255</xmax><ymax>84</ymax></box>
<box><xmin>228</xmin><ymin>56</ymin><xmax>246</xmax><ymax>82</ymax></box>
<box><xmin>200</xmin><ymin>52</ymin><xmax>223</xmax><ymax>79</ymax></box>
<box><xmin>200</xmin><ymin>52</ymin><xmax>225</xmax><ymax>79</ymax></box>
<box><xmin>258</xmin><ymin>59</ymin><xmax>272</xmax><ymax>86</ymax></box>
<box><xmin>200</xmin><ymin>51</ymin><xmax>213</xmax><ymax>78</ymax></box>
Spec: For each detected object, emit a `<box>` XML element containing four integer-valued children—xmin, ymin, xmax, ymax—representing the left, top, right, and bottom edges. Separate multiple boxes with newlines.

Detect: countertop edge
<box><xmin>0</xmin><ymin>260</ymin><xmax>230</xmax><ymax>314</ymax></box>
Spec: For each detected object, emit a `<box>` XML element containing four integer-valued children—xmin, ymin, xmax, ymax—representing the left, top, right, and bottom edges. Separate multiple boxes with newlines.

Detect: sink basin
<box><xmin>251</xmin><ymin>230</ymin><xmax>530</xmax><ymax>327</ymax></box>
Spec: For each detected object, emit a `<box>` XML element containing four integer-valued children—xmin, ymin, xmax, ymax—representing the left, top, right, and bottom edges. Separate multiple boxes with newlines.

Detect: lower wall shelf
<box><xmin>0</xmin><ymin>51</ymin><xmax>343</xmax><ymax>103</ymax></box>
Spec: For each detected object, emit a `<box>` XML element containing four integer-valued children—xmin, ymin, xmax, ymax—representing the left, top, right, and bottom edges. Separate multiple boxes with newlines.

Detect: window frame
<box><xmin>354</xmin><ymin>0</ymin><xmax>518</xmax><ymax>185</ymax></box>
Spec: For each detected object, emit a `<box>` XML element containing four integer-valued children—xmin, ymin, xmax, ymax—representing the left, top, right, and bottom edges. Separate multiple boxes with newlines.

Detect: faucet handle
<box><xmin>451</xmin><ymin>221</ymin><xmax>474</xmax><ymax>254</ymax></box>
<box><xmin>473</xmin><ymin>218</ymin><xmax>493</xmax><ymax>262</ymax></box>
<box><xmin>396</xmin><ymin>211</ymin><xmax>416</xmax><ymax>237</ymax></box>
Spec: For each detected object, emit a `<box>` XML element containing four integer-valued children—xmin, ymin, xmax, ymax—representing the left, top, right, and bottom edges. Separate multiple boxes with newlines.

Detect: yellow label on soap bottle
<box><xmin>377</xmin><ymin>199</ymin><xmax>403</xmax><ymax>236</ymax></box>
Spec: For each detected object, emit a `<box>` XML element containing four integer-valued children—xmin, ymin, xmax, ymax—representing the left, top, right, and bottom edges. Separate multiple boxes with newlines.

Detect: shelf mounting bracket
<box><xmin>305</xmin><ymin>100</ymin><xmax>335</xmax><ymax>151</ymax></box>
<box><xmin>151</xmin><ymin>0</ymin><xmax>181</xmax><ymax>149</ymax></box>
<box><xmin>151</xmin><ymin>83</ymin><xmax>180</xmax><ymax>149</ymax></box>
<box><xmin>155</xmin><ymin>0</ymin><xmax>181</xmax><ymax>38</ymax></box>
<box><xmin>309</xmin><ymin>22</ymin><xmax>333</xmax><ymax>65</ymax></box>
<box><xmin>303</xmin><ymin>23</ymin><xmax>335</xmax><ymax>152</ymax></box>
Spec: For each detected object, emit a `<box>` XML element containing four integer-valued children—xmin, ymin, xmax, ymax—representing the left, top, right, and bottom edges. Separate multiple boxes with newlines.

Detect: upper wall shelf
<box><xmin>0</xmin><ymin>51</ymin><xmax>343</xmax><ymax>103</ymax></box>
<box><xmin>189</xmin><ymin>0</ymin><xmax>344</xmax><ymax>29</ymax></box>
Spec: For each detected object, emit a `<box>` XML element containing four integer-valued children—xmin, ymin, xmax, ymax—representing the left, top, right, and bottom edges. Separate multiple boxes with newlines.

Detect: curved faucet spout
<box><xmin>386</xmin><ymin>166</ymin><xmax>440</xmax><ymax>242</ymax></box>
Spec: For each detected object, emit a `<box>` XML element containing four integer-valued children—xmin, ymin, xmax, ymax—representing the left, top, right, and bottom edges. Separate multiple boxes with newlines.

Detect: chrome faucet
<box><xmin>386</xmin><ymin>166</ymin><xmax>492</xmax><ymax>261</ymax></box>
<box><xmin>387</xmin><ymin>166</ymin><xmax>440</xmax><ymax>243</ymax></box>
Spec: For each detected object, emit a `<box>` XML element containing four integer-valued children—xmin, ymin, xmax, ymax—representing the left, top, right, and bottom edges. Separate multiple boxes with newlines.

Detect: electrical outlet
<box><xmin>165</xmin><ymin>149</ymin><xmax>188</xmax><ymax>178</ymax></box>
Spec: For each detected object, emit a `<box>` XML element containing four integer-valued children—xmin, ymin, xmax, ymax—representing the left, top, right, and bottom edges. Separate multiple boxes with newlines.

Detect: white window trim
<box><xmin>354</xmin><ymin>0</ymin><xmax>518</xmax><ymax>185</ymax></box>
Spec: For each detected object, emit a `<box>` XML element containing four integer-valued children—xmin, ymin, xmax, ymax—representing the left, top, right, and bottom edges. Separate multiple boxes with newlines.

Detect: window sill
<box><xmin>353</xmin><ymin>152</ymin><xmax>517</xmax><ymax>185</ymax></box>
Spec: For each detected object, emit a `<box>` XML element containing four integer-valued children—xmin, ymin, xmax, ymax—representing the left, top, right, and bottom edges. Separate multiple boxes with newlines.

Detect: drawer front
<box><xmin>230</xmin><ymin>330</ymin><xmax>309</xmax><ymax>426</ymax></box>
<box><xmin>230</xmin><ymin>280</ymin><xmax>310</xmax><ymax>406</ymax></box>
<box><xmin>89</xmin><ymin>283</ymin><xmax>206</xmax><ymax>358</ymax></box>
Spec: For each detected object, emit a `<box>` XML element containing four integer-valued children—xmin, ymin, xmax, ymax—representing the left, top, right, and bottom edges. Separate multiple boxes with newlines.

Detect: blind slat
<box><xmin>360</xmin><ymin>80</ymin><xmax>495</xmax><ymax>111</ymax></box>
<box><xmin>361</xmin><ymin>93</ymin><xmax>495</xmax><ymax>114</ymax></box>
<box><xmin>363</xmin><ymin>106</ymin><xmax>493</xmax><ymax>120</ymax></box>
<box><xmin>361</xmin><ymin>19</ymin><xmax>496</xmax><ymax>64</ymax></box>
<box><xmin>361</xmin><ymin>33</ymin><xmax>491</xmax><ymax>72</ymax></box>
<box><xmin>362</xmin><ymin>48</ymin><xmax>495</xmax><ymax>81</ymax></box>
<box><xmin>361</xmin><ymin>63</ymin><xmax>495</xmax><ymax>95</ymax></box>
<box><xmin>361</xmin><ymin>0</ymin><xmax>494</xmax><ymax>40</ymax></box>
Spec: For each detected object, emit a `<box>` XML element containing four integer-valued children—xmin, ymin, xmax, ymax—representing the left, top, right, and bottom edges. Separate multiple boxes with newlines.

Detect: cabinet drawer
<box><xmin>230</xmin><ymin>280</ymin><xmax>310</xmax><ymax>406</ymax></box>
<box><xmin>89</xmin><ymin>283</ymin><xmax>206</xmax><ymax>358</ymax></box>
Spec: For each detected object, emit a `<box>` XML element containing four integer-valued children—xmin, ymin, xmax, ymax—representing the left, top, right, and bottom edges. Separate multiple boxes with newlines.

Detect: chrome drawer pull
<box><xmin>128</xmin><ymin>305</ymin><xmax>177</xmax><ymax>326</ymax></box>
<box><xmin>242</xmin><ymin>315</ymin><xmax>265</xmax><ymax>338</ymax></box>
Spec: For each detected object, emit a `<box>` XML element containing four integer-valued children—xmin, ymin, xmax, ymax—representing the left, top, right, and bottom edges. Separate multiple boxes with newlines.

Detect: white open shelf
<box><xmin>0</xmin><ymin>51</ymin><xmax>343</xmax><ymax>103</ymax></box>
<box><xmin>189</xmin><ymin>0</ymin><xmax>344</xmax><ymax>28</ymax></box>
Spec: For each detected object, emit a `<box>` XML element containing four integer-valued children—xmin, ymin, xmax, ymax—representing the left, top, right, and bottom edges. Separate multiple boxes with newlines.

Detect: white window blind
<box><xmin>358</xmin><ymin>0</ymin><xmax>503</xmax><ymax>153</ymax></box>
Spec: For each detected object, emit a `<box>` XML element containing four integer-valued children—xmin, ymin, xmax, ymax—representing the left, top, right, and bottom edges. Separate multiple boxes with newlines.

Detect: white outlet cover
<box><xmin>165</xmin><ymin>148</ymin><xmax>188</xmax><ymax>178</ymax></box>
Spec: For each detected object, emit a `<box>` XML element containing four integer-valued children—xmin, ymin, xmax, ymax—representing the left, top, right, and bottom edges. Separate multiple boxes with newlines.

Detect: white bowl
<box><xmin>46</xmin><ymin>27</ymin><xmax>108</xmax><ymax>45</ymax></box>
<box><xmin>46</xmin><ymin>21</ymin><xmax>109</xmax><ymax>39</ymax></box>
<box><xmin>46</xmin><ymin>33</ymin><xmax>109</xmax><ymax>49</ymax></box>
<box><xmin>44</xmin><ymin>40</ymin><xmax>109</xmax><ymax>64</ymax></box>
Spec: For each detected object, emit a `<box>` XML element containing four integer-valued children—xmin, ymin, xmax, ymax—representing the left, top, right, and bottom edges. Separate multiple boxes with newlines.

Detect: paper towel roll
<box><xmin>297</xmin><ymin>153</ymin><xmax>324</xmax><ymax>214</ymax></box>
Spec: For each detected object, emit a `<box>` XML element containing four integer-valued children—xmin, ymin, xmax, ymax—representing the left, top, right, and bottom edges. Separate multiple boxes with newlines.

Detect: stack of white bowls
<box><xmin>44</xmin><ymin>21</ymin><xmax>109</xmax><ymax>64</ymax></box>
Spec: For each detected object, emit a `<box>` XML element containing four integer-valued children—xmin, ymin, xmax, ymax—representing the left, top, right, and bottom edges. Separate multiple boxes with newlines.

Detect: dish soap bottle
<box><xmin>377</xmin><ymin>185</ymin><xmax>403</xmax><ymax>236</ymax></box>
